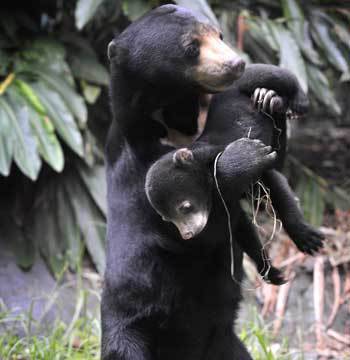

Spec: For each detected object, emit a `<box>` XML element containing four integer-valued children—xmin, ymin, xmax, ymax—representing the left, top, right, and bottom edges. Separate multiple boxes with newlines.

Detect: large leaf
<box><xmin>281</xmin><ymin>0</ymin><xmax>322</xmax><ymax>65</ymax></box>
<box><xmin>55</xmin><ymin>183</ymin><xmax>82</xmax><ymax>271</ymax></box>
<box><xmin>68</xmin><ymin>47</ymin><xmax>109</xmax><ymax>86</ymax></box>
<box><xmin>9</xmin><ymin>82</ymin><xmax>65</xmax><ymax>172</ymax></box>
<box><xmin>333</xmin><ymin>21</ymin><xmax>350</xmax><ymax>52</ymax></box>
<box><xmin>64</xmin><ymin>172</ymin><xmax>106</xmax><ymax>274</ymax></box>
<box><xmin>310</xmin><ymin>11</ymin><xmax>349</xmax><ymax>80</ymax></box>
<box><xmin>32</xmin><ymin>182</ymin><xmax>68</xmax><ymax>277</ymax></box>
<box><xmin>0</xmin><ymin>103</ymin><xmax>14</xmax><ymax>176</ymax></box>
<box><xmin>0</xmin><ymin>96</ymin><xmax>41</xmax><ymax>180</ymax></box>
<box><xmin>75</xmin><ymin>0</ymin><xmax>105</xmax><ymax>30</ymax></box>
<box><xmin>0</xmin><ymin>49</ymin><xmax>11</xmax><ymax>76</ymax></box>
<box><xmin>306</xmin><ymin>63</ymin><xmax>341</xmax><ymax>116</ymax></box>
<box><xmin>271</xmin><ymin>23</ymin><xmax>308</xmax><ymax>93</ymax></box>
<box><xmin>77</xmin><ymin>162</ymin><xmax>107</xmax><ymax>216</ymax></box>
<box><xmin>30</xmin><ymin>66</ymin><xmax>87</xmax><ymax>127</ymax></box>
<box><xmin>296</xmin><ymin>173</ymin><xmax>326</xmax><ymax>227</ymax></box>
<box><xmin>122</xmin><ymin>0</ymin><xmax>152</xmax><ymax>22</ymax></box>
<box><xmin>32</xmin><ymin>82</ymin><xmax>84</xmax><ymax>157</ymax></box>
<box><xmin>10</xmin><ymin>223</ymin><xmax>36</xmax><ymax>270</ymax></box>
<box><xmin>29</xmin><ymin>108</ymin><xmax>65</xmax><ymax>173</ymax></box>
<box><xmin>175</xmin><ymin>0</ymin><xmax>219</xmax><ymax>27</ymax></box>
<box><xmin>247</xmin><ymin>17</ymin><xmax>279</xmax><ymax>53</ymax></box>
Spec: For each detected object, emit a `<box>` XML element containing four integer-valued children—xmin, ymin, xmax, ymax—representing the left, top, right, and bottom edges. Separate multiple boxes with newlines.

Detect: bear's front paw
<box><xmin>289</xmin><ymin>223</ymin><xmax>325</xmax><ymax>255</ymax></box>
<box><xmin>251</xmin><ymin>87</ymin><xmax>284</xmax><ymax>115</ymax></box>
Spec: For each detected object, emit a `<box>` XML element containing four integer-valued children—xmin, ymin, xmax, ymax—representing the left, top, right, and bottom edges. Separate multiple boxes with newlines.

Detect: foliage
<box><xmin>1</xmin><ymin>0</ymin><xmax>349</xmax><ymax>275</ymax></box>
<box><xmin>198</xmin><ymin>0</ymin><xmax>350</xmax><ymax>221</ymax></box>
<box><xmin>0</xmin><ymin>4</ymin><xmax>109</xmax><ymax>276</ymax></box>
<box><xmin>0</xmin><ymin>298</ymin><xmax>292</xmax><ymax>360</ymax></box>
<box><xmin>239</xmin><ymin>309</ymin><xmax>297</xmax><ymax>360</ymax></box>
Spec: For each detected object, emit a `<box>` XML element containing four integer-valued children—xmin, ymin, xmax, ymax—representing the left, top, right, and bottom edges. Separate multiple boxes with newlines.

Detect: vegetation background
<box><xmin>0</xmin><ymin>0</ymin><xmax>349</xmax><ymax>359</ymax></box>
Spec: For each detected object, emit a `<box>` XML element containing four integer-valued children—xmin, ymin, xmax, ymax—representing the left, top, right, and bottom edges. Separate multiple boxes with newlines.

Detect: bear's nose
<box><xmin>182</xmin><ymin>231</ymin><xmax>194</xmax><ymax>240</ymax></box>
<box><xmin>224</xmin><ymin>59</ymin><xmax>246</xmax><ymax>79</ymax></box>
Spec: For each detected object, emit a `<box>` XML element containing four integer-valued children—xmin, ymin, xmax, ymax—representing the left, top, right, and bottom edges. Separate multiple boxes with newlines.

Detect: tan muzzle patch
<box><xmin>195</xmin><ymin>34</ymin><xmax>245</xmax><ymax>92</ymax></box>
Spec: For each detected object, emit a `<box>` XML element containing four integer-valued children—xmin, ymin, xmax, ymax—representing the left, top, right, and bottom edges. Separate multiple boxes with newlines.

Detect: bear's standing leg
<box><xmin>101</xmin><ymin>291</ymin><xmax>154</xmax><ymax>360</ymax></box>
<box><xmin>232</xmin><ymin>333</ymin><xmax>253</xmax><ymax>360</ymax></box>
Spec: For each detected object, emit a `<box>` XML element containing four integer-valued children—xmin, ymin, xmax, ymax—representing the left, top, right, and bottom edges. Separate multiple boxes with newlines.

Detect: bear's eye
<box><xmin>185</xmin><ymin>40</ymin><xmax>200</xmax><ymax>58</ymax></box>
<box><xmin>219</xmin><ymin>33</ymin><xmax>224</xmax><ymax>41</ymax></box>
<box><xmin>178</xmin><ymin>201</ymin><xmax>193</xmax><ymax>215</ymax></box>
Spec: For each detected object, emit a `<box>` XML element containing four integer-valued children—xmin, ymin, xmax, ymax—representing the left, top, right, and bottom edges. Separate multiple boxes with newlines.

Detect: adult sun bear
<box><xmin>102</xmin><ymin>5</ymin><xmax>265</xmax><ymax>360</ymax></box>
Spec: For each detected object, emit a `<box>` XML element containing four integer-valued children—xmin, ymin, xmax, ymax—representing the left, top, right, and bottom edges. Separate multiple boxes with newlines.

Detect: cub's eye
<box><xmin>219</xmin><ymin>33</ymin><xmax>224</xmax><ymax>41</ymax></box>
<box><xmin>185</xmin><ymin>40</ymin><xmax>200</xmax><ymax>58</ymax></box>
<box><xmin>178</xmin><ymin>201</ymin><xmax>193</xmax><ymax>215</ymax></box>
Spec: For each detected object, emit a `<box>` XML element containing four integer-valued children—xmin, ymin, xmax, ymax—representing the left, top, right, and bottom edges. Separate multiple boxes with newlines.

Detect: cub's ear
<box><xmin>173</xmin><ymin>148</ymin><xmax>194</xmax><ymax>165</ymax></box>
<box><xmin>107</xmin><ymin>40</ymin><xmax>128</xmax><ymax>64</ymax></box>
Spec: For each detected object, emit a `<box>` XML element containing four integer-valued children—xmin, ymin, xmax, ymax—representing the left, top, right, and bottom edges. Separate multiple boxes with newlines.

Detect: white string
<box><xmin>212</xmin><ymin>99</ymin><xmax>284</xmax><ymax>288</ymax></box>
<box><xmin>213</xmin><ymin>151</ymin><xmax>236</xmax><ymax>282</ymax></box>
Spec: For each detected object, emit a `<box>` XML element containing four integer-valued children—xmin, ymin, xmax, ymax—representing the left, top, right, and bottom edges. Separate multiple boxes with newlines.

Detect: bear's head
<box><xmin>108</xmin><ymin>4</ymin><xmax>245</xmax><ymax>93</ymax></box>
<box><xmin>145</xmin><ymin>148</ymin><xmax>212</xmax><ymax>240</ymax></box>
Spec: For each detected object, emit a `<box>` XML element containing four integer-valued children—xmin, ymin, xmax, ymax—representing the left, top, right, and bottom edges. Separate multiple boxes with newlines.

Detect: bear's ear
<box><xmin>173</xmin><ymin>148</ymin><xmax>194</xmax><ymax>165</ymax></box>
<box><xmin>107</xmin><ymin>40</ymin><xmax>128</xmax><ymax>64</ymax></box>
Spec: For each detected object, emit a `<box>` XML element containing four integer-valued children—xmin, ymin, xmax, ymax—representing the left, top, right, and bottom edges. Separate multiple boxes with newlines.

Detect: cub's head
<box><xmin>108</xmin><ymin>4</ymin><xmax>245</xmax><ymax>92</ymax></box>
<box><xmin>145</xmin><ymin>148</ymin><xmax>212</xmax><ymax>240</ymax></box>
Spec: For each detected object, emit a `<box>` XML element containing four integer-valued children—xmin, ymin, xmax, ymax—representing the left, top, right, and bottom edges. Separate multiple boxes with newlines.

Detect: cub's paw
<box><xmin>289</xmin><ymin>223</ymin><xmax>325</xmax><ymax>255</ymax></box>
<box><xmin>263</xmin><ymin>266</ymin><xmax>287</xmax><ymax>286</ymax></box>
<box><xmin>226</xmin><ymin>138</ymin><xmax>277</xmax><ymax>171</ymax></box>
<box><xmin>219</xmin><ymin>139</ymin><xmax>277</xmax><ymax>187</ymax></box>
<box><xmin>252</xmin><ymin>88</ymin><xmax>284</xmax><ymax>115</ymax></box>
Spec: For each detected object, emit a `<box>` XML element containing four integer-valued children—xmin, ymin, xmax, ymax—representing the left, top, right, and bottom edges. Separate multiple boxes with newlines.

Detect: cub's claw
<box><xmin>252</xmin><ymin>87</ymin><xmax>284</xmax><ymax>115</ymax></box>
<box><xmin>289</xmin><ymin>224</ymin><xmax>325</xmax><ymax>255</ymax></box>
<box><xmin>263</xmin><ymin>266</ymin><xmax>287</xmax><ymax>286</ymax></box>
<box><xmin>263</xmin><ymin>90</ymin><xmax>277</xmax><ymax>112</ymax></box>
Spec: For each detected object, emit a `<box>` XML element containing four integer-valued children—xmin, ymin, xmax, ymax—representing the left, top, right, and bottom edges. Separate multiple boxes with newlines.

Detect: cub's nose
<box><xmin>224</xmin><ymin>59</ymin><xmax>246</xmax><ymax>79</ymax></box>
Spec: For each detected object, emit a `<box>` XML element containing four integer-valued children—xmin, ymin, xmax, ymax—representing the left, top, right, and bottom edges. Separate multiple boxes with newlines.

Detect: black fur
<box><xmin>200</xmin><ymin>64</ymin><xmax>324</xmax><ymax>256</ymax></box>
<box><xmin>103</xmin><ymin>5</ymin><xmax>252</xmax><ymax>360</ymax></box>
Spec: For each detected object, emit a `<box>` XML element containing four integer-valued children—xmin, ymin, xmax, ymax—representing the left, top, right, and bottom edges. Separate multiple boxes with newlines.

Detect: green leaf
<box><xmin>33</xmin><ymin>182</ymin><xmax>68</xmax><ymax>278</ymax></box>
<box><xmin>68</xmin><ymin>49</ymin><xmax>109</xmax><ymax>86</ymax></box>
<box><xmin>28</xmin><ymin>107</ymin><xmax>65</xmax><ymax>173</ymax></box>
<box><xmin>0</xmin><ymin>96</ymin><xmax>41</xmax><ymax>180</ymax></box>
<box><xmin>281</xmin><ymin>0</ymin><xmax>322</xmax><ymax>65</ymax></box>
<box><xmin>75</xmin><ymin>0</ymin><xmax>105</xmax><ymax>30</ymax></box>
<box><xmin>64</xmin><ymin>172</ymin><xmax>106</xmax><ymax>274</ymax></box>
<box><xmin>271</xmin><ymin>24</ymin><xmax>308</xmax><ymax>93</ymax></box>
<box><xmin>8</xmin><ymin>84</ymin><xmax>64</xmax><ymax>172</ymax></box>
<box><xmin>10</xmin><ymin>223</ymin><xmax>36</xmax><ymax>270</ymax></box>
<box><xmin>174</xmin><ymin>0</ymin><xmax>219</xmax><ymax>28</ymax></box>
<box><xmin>30</xmin><ymin>66</ymin><xmax>87</xmax><ymax>127</ymax></box>
<box><xmin>311</xmin><ymin>11</ymin><xmax>349</xmax><ymax>77</ymax></box>
<box><xmin>77</xmin><ymin>162</ymin><xmax>107</xmax><ymax>216</ymax></box>
<box><xmin>0</xmin><ymin>103</ymin><xmax>14</xmax><ymax>176</ymax></box>
<box><xmin>14</xmin><ymin>79</ymin><xmax>46</xmax><ymax>115</ymax></box>
<box><xmin>333</xmin><ymin>21</ymin><xmax>350</xmax><ymax>51</ymax></box>
<box><xmin>56</xmin><ymin>183</ymin><xmax>82</xmax><ymax>271</ymax></box>
<box><xmin>0</xmin><ymin>49</ymin><xmax>11</xmax><ymax>76</ymax></box>
<box><xmin>306</xmin><ymin>63</ymin><xmax>341</xmax><ymax>116</ymax></box>
<box><xmin>81</xmin><ymin>81</ymin><xmax>101</xmax><ymax>104</ymax></box>
<box><xmin>32</xmin><ymin>82</ymin><xmax>84</xmax><ymax>157</ymax></box>
<box><xmin>15</xmin><ymin>38</ymin><xmax>75</xmax><ymax>86</ymax></box>
<box><xmin>296</xmin><ymin>174</ymin><xmax>325</xmax><ymax>227</ymax></box>
<box><xmin>247</xmin><ymin>17</ymin><xmax>279</xmax><ymax>53</ymax></box>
